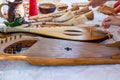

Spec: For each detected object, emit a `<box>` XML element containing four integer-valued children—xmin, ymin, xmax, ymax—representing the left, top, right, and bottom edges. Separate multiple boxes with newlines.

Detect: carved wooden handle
<box><xmin>0</xmin><ymin>54</ymin><xmax>26</xmax><ymax>60</ymax></box>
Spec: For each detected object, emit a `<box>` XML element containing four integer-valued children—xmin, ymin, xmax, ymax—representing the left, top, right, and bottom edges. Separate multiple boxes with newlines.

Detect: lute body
<box><xmin>0</xmin><ymin>34</ymin><xmax>119</xmax><ymax>66</ymax></box>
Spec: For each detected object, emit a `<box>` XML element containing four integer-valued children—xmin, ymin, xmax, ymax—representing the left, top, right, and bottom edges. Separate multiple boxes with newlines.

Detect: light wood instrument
<box><xmin>0</xmin><ymin>26</ymin><xmax>109</xmax><ymax>42</ymax></box>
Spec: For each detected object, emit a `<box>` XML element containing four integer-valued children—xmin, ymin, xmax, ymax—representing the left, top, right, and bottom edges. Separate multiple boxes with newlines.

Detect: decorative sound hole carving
<box><xmin>64</xmin><ymin>30</ymin><xmax>83</xmax><ymax>36</ymax></box>
<box><xmin>4</xmin><ymin>40</ymin><xmax>37</xmax><ymax>54</ymax></box>
<box><xmin>64</xmin><ymin>30</ymin><xmax>82</xmax><ymax>32</ymax></box>
<box><xmin>63</xmin><ymin>33</ymin><xmax>82</xmax><ymax>36</ymax></box>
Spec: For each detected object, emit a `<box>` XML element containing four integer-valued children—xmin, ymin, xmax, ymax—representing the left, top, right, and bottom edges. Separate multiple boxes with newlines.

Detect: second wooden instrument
<box><xmin>0</xmin><ymin>26</ymin><xmax>109</xmax><ymax>42</ymax></box>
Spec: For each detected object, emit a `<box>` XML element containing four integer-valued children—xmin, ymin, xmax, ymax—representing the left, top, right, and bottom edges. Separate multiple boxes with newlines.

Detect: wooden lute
<box><xmin>0</xmin><ymin>26</ymin><xmax>109</xmax><ymax>42</ymax></box>
<box><xmin>0</xmin><ymin>34</ymin><xmax>120</xmax><ymax>66</ymax></box>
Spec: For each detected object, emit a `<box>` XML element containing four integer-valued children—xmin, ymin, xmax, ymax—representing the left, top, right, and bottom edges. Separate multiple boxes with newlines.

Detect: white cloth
<box><xmin>0</xmin><ymin>60</ymin><xmax>120</xmax><ymax>80</ymax></box>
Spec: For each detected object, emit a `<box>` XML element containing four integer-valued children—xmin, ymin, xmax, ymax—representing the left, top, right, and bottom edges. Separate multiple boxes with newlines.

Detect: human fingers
<box><xmin>102</xmin><ymin>20</ymin><xmax>111</xmax><ymax>26</ymax></box>
<box><xmin>102</xmin><ymin>17</ymin><xmax>112</xmax><ymax>29</ymax></box>
<box><xmin>114</xmin><ymin>4</ymin><xmax>120</xmax><ymax>13</ymax></box>
<box><xmin>102</xmin><ymin>21</ymin><xmax>111</xmax><ymax>29</ymax></box>
<box><xmin>102</xmin><ymin>17</ymin><xmax>112</xmax><ymax>23</ymax></box>
<box><xmin>102</xmin><ymin>21</ymin><xmax>110</xmax><ymax>29</ymax></box>
<box><xmin>102</xmin><ymin>20</ymin><xmax>108</xmax><ymax>27</ymax></box>
<box><xmin>113</xmin><ymin>1</ymin><xmax>120</xmax><ymax>8</ymax></box>
<box><xmin>103</xmin><ymin>25</ymin><xmax>110</xmax><ymax>29</ymax></box>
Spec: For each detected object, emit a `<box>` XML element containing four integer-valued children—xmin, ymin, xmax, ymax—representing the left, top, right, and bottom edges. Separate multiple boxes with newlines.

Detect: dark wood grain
<box><xmin>24</xmin><ymin>38</ymin><xmax>120</xmax><ymax>59</ymax></box>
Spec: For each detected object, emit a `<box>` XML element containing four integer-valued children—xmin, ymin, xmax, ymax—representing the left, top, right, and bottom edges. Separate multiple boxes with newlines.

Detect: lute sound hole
<box><xmin>4</xmin><ymin>40</ymin><xmax>37</xmax><ymax>54</ymax></box>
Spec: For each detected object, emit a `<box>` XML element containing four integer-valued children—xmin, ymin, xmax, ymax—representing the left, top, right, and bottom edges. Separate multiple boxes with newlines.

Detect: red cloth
<box><xmin>29</xmin><ymin>0</ymin><xmax>38</xmax><ymax>16</ymax></box>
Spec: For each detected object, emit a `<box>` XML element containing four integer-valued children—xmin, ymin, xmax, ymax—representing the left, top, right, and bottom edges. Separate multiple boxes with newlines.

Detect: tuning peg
<box><xmin>10</xmin><ymin>36</ymin><xmax>12</xmax><ymax>40</ymax></box>
<box><xmin>36</xmin><ymin>25</ymin><xmax>39</xmax><ymax>28</ymax></box>
<box><xmin>1</xmin><ymin>40</ymin><xmax>3</xmax><ymax>44</ymax></box>
<box><xmin>5</xmin><ymin>38</ymin><xmax>8</xmax><ymax>42</ymax></box>
<box><xmin>19</xmin><ymin>34</ymin><xmax>22</xmax><ymax>38</ymax></box>
<box><xmin>14</xmin><ymin>35</ymin><xmax>16</xmax><ymax>39</ymax></box>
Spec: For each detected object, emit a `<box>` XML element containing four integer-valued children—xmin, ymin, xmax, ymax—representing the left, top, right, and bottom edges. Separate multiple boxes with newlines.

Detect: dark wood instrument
<box><xmin>0</xmin><ymin>34</ymin><xmax>120</xmax><ymax>66</ymax></box>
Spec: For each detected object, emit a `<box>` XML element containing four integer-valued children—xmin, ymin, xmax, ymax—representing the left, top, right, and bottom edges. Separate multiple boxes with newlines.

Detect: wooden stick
<box><xmin>72</xmin><ymin>2</ymin><xmax>89</xmax><ymax>7</ymax></box>
<box><xmin>29</xmin><ymin>22</ymin><xmax>74</xmax><ymax>26</ymax></box>
<box><xmin>36</xmin><ymin>17</ymin><xmax>55</xmax><ymax>22</ymax></box>
<box><xmin>29</xmin><ymin>10</ymin><xmax>67</xmax><ymax>20</ymax></box>
<box><xmin>29</xmin><ymin>7</ymin><xmax>90</xmax><ymax>20</ymax></box>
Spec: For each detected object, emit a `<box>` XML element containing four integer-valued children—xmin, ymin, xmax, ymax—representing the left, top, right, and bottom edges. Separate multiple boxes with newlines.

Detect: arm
<box><xmin>113</xmin><ymin>0</ymin><xmax>120</xmax><ymax>13</ymax></box>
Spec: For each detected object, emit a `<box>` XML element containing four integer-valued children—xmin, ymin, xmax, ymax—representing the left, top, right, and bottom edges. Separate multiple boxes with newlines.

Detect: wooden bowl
<box><xmin>39</xmin><ymin>3</ymin><xmax>56</xmax><ymax>14</ymax></box>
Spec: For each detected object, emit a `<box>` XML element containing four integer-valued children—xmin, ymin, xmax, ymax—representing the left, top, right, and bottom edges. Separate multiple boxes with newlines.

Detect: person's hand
<box><xmin>88</xmin><ymin>0</ymin><xmax>108</xmax><ymax>7</ymax></box>
<box><xmin>102</xmin><ymin>16</ymin><xmax>120</xmax><ymax>28</ymax></box>
<box><xmin>113</xmin><ymin>1</ymin><xmax>120</xmax><ymax>13</ymax></box>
